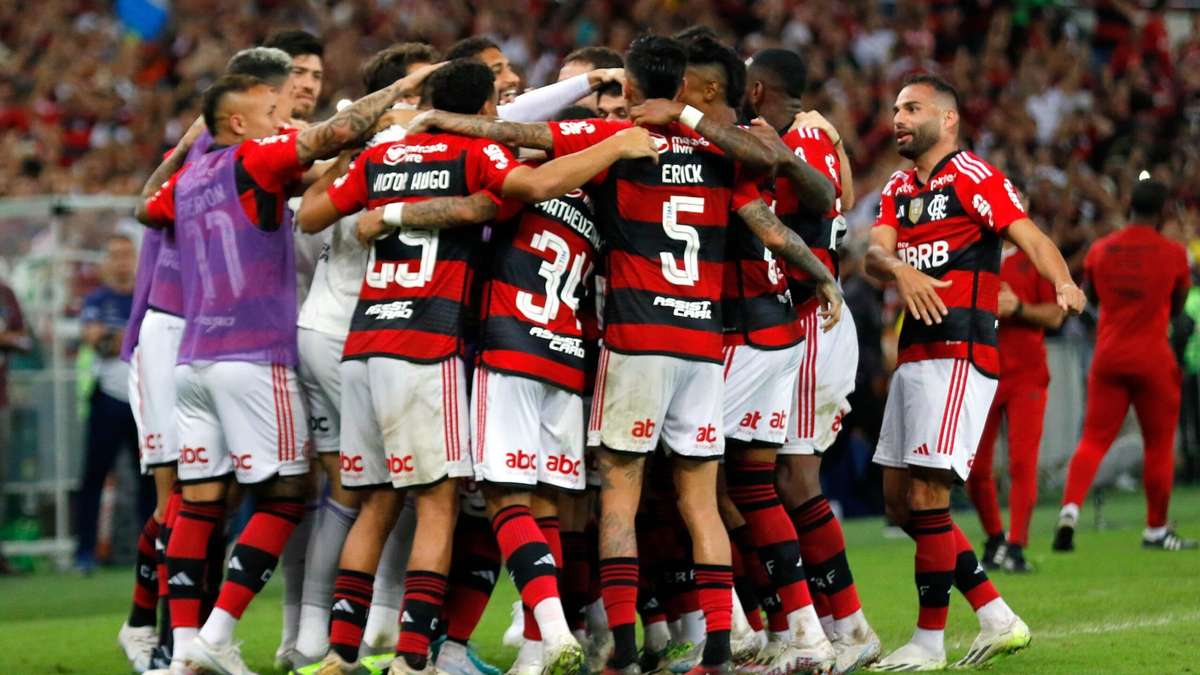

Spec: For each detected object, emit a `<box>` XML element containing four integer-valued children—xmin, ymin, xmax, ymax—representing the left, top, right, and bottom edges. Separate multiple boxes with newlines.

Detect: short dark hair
<box><xmin>673</xmin><ymin>25</ymin><xmax>720</xmax><ymax>43</ymax></box>
<box><xmin>563</xmin><ymin>46</ymin><xmax>624</xmax><ymax>70</ymax></box>
<box><xmin>428</xmin><ymin>58</ymin><xmax>496</xmax><ymax>115</ymax></box>
<box><xmin>683</xmin><ymin>35</ymin><xmax>745</xmax><ymax>109</ymax></box>
<box><xmin>597</xmin><ymin>81</ymin><xmax>623</xmax><ymax>99</ymax></box>
<box><xmin>226</xmin><ymin>47</ymin><xmax>292</xmax><ymax>85</ymax></box>
<box><xmin>748</xmin><ymin>48</ymin><xmax>807</xmax><ymax>99</ymax></box>
<box><xmin>446</xmin><ymin>36</ymin><xmax>500</xmax><ymax>61</ymax></box>
<box><xmin>903</xmin><ymin>73</ymin><xmax>960</xmax><ymax>111</ymax></box>
<box><xmin>362</xmin><ymin>43</ymin><xmax>440</xmax><ymax>93</ymax></box>
<box><xmin>263</xmin><ymin>29</ymin><xmax>324</xmax><ymax>59</ymax></box>
<box><xmin>1131</xmin><ymin>177</ymin><xmax>1169</xmax><ymax>221</ymax></box>
<box><xmin>202</xmin><ymin>74</ymin><xmax>267</xmax><ymax>132</ymax></box>
<box><xmin>556</xmin><ymin>105</ymin><xmax>597</xmax><ymax>122</ymax></box>
<box><xmin>625</xmin><ymin>34</ymin><xmax>687</xmax><ymax>101</ymax></box>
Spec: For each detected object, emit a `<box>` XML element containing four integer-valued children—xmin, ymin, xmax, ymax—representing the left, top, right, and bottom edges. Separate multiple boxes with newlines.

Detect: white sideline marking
<box><xmin>1037</xmin><ymin>611</ymin><xmax>1200</xmax><ymax>640</ymax></box>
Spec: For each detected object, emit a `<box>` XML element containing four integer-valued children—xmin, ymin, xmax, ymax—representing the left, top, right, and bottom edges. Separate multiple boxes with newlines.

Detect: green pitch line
<box><xmin>1</xmin><ymin>487</ymin><xmax>1197</xmax><ymax>674</ymax></box>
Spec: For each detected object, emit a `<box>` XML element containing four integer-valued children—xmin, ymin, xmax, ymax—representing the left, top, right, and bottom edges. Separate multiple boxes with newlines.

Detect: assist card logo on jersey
<box><xmin>908</xmin><ymin>196</ymin><xmax>924</xmax><ymax>224</ymax></box>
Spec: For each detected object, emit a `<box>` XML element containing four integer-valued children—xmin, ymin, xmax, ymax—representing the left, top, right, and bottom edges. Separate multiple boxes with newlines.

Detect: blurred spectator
<box><xmin>0</xmin><ymin>277</ymin><xmax>32</xmax><ymax>574</ymax></box>
<box><xmin>72</xmin><ymin>234</ymin><xmax>150</xmax><ymax>573</ymax></box>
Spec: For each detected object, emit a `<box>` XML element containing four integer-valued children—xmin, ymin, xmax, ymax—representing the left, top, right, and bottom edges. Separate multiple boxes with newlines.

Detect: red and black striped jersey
<box><xmin>774</xmin><ymin>126</ymin><xmax>845</xmax><ymax>313</ymax></box>
<box><xmin>874</xmin><ymin>149</ymin><xmax>1028</xmax><ymax>376</ymax></box>
<box><xmin>326</xmin><ymin>132</ymin><xmax>520</xmax><ymax>363</ymax></box>
<box><xmin>548</xmin><ymin>118</ymin><xmax>760</xmax><ymax>363</ymax></box>
<box><xmin>721</xmin><ymin>194</ymin><xmax>803</xmax><ymax>349</ymax></box>
<box><xmin>479</xmin><ymin>187</ymin><xmax>601</xmax><ymax>394</ymax></box>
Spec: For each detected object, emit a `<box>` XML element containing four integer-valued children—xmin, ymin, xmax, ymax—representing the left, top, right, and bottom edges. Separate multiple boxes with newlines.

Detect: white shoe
<box><xmin>730</xmin><ymin>627</ymin><xmax>763</xmax><ymax>666</ymax></box>
<box><xmin>764</xmin><ymin>636</ymin><xmax>836</xmax><ymax>675</ymax></box>
<box><xmin>666</xmin><ymin>640</ymin><xmax>703</xmax><ymax>673</ymax></box>
<box><xmin>119</xmin><ymin>621</ymin><xmax>159</xmax><ymax>672</ymax></box>
<box><xmin>300</xmin><ymin>650</ymin><xmax>362</xmax><ymax>675</ymax></box>
<box><xmin>541</xmin><ymin>636</ymin><xmax>585</xmax><ymax>675</ymax></box>
<box><xmin>830</xmin><ymin>626</ymin><xmax>881</xmax><ymax>674</ymax></box>
<box><xmin>866</xmin><ymin>641</ymin><xmax>945</xmax><ymax>672</ymax></box>
<box><xmin>950</xmin><ymin>616</ymin><xmax>1030</xmax><ymax>669</ymax></box>
<box><xmin>437</xmin><ymin>640</ymin><xmax>491</xmax><ymax>675</ymax></box>
<box><xmin>586</xmin><ymin>629</ymin><xmax>613</xmax><ymax>674</ymax></box>
<box><xmin>275</xmin><ymin>645</ymin><xmax>307</xmax><ymax>672</ymax></box>
<box><xmin>502</xmin><ymin>601</ymin><xmax>526</xmax><ymax>648</ymax></box>
<box><xmin>185</xmin><ymin>635</ymin><xmax>257</xmax><ymax>675</ymax></box>
<box><xmin>506</xmin><ymin>640</ymin><xmax>544</xmax><ymax>675</ymax></box>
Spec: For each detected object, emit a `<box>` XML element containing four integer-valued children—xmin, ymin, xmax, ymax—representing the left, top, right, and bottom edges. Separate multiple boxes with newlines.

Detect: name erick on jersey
<box><xmin>548</xmin><ymin>118</ymin><xmax>760</xmax><ymax>363</ymax></box>
<box><xmin>480</xmin><ymin>187</ymin><xmax>600</xmax><ymax>394</ymax></box>
<box><xmin>326</xmin><ymin>132</ymin><xmax>520</xmax><ymax>363</ymax></box>
<box><xmin>875</xmin><ymin>149</ymin><xmax>1028</xmax><ymax>376</ymax></box>
<box><xmin>775</xmin><ymin>126</ymin><xmax>845</xmax><ymax>310</ymax></box>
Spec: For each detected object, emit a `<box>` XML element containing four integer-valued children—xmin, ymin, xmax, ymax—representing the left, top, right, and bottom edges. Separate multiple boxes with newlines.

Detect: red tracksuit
<box><xmin>967</xmin><ymin>249</ymin><xmax>1054</xmax><ymax>547</ymax></box>
<box><xmin>1061</xmin><ymin>223</ymin><xmax>1189</xmax><ymax>528</ymax></box>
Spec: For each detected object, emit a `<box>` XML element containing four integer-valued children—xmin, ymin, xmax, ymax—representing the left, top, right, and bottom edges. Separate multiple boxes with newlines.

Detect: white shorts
<box><xmin>298</xmin><ymin>327</ymin><xmax>344</xmax><ymax>454</ymax></box>
<box><xmin>873</xmin><ymin>358</ymin><xmax>997</xmax><ymax>481</ymax></box>
<box><xmin>582</xmin><ymin>394</ymin><xmax>602</xmax><ymax>489</ymax></box>
<box><xmin>129</xmin><ymin>309</ymin><xmax>185</xmax><ymax>473</ymax></box>
<box><xmin>368</xmin><ymin>356</ymin><xmax>471</xmax><ymax>490</ymax></box>
<box><xmin>473</xmin><ymin>368</ymin><xmax>585</xmax><ymax>491</ymax></box>
<box><xmin>174</xmin><ymin>361</ymin><xmax>310</xmax><ymax>484</ymax></box>
<box><xmin>722</xmin><ymin>344</ymin><xmax>801</xmax><ymax>446</ymax></box>
<box><xmin>781</xmin><ymin>307</ymin><xmax>859</xmax><ymax>456</ymax></box>
<box><xmin>587</xmin><ymin>348</ymin><xmax>724</xmax><ymax>458</ymax></box>
<box><xmin>338</xmin><ymin>359</ymin><xmax>388</xmax><ymax>489</ymax></box>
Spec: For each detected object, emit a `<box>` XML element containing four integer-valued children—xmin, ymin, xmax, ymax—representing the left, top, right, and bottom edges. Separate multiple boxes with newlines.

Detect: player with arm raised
<box><xmin>864</xmin><ymin>74</ymin><xmax>1084</xmax><ymax>671</ymax></box>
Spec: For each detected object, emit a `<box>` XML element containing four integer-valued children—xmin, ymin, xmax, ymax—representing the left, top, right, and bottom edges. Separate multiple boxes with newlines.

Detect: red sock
<box><xmin>396</xmin><ymin>570</ymin><xmax>448</xmax><ymax>664</ymax></box>
<box><xmin>812</xmin><ymin>591</ymin><xmax>831</xmax><ymax>621</ymax></box>
<box><xmin>166</xmin><ymin>499</ymin><xmax>225</xmax><ymax>630</ymax></box>
<box><xmin>128</xmin><ymin>515</ymin><xmax>160</xmax><ymax>628</ymax></box>
<box><xmin>213</xmin><ymin>498</ymin><xmax>305</xmax><ymax>620</ymax></box>
<box><xmin>905</xmin><ymin>509</ymin><xmax>954</xmax><ymax>631</ymax></box>
<box><xmin>729</xmin><ymin>537</ymin><xmax>763</xmax><ymax>632</ymax></box>
<box><xmin>493</xmin><ymin>506</ymin><xmax>560</xmax><ymax>616</ymax></box>
<box><xmin>727</xmin><ymin>460</ymin><xmax>812</xmax><ymax>616</ymax></box>
<box><xmin>791</xmin><ymin>496</ymin><xmax>862</xmax><ymax>620</ymax></box>
<box><xmin>329</xmin><ymin>569</ymin><xmax>374</xmax><ymax>662</ymax></box>
<box><xmin>599</xmin><ymin>557</ymin><xmax>638</xmax><ymax>629</ymax></box>
<box><xmin>950</xmin><ymin>523</ymin><xmax>1000</xmax><ymax>610</ymax></box>
<box><xmin>158</xmin><ymin>490</ymin><xmax>183</xmax><ymax>599</ymax></box>
<box><xmin>445</xmin><ymin>515</ymin><xmax>501</xmax><ymax>643</ymax></box>
<box><xmin>694</xmin><ymin>564</ymin><xmax>733</xmax><ymax>665</ymax></box>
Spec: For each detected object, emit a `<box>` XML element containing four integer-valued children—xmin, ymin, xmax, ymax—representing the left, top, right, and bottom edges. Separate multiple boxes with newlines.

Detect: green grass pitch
<box><xmin>1</xmin><ymin>487</ymin><xmax>1198</xmax><ymax>674</ymax></box>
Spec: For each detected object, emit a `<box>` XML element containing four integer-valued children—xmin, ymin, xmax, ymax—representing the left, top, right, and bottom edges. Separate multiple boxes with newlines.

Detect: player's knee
<box><xmin>907</xmin><ymin>468</ymin><xmax>954</xmax><ymax>511</ymax></box>
<box><xmin>256</xmin><ymin>472</ymin><xmax>312</xmax><ymax>501</ymax></box>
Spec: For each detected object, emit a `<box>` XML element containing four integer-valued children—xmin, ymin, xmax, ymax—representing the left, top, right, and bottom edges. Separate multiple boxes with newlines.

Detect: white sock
<box><xmin>173</xmin><ymin>627</ymin><xmax>199</xmax><ymax>655</ymax></box>
<box><xmin>532</xmin><ymin>597</ymin><xmax>573</xmax><ymax>644</ymax></box>
<box><xmin>1144</xmin><ymin>525</ymin><xmax>1168</xmax><ymax>540</ymax></box>
<box><xmin>586</xmin><ymin>599</ymin><xmax>609</xmax><ymax>633</ymax></box>
<box><xmin>910</xmin><ymin>627</ymin><xmax>944</xmax><ymax>654</ymax></box>
<box><xmin>769</xmin><ymin>630</ymin><xmax>789</xmax><ymax>643</ymax></box>
<box><xmin>819</xmin><ymin>613</ymin><xmax>836</xmax><ymax>639</ymax></box>
<box><xmin>296</xmin><ymin>604</ymin><xmax>330</xmax><ymax>661</ymax></box>
<box><xmin>362</xmin><ymin>605</ymin><xmax>400</xmax><ymax>650</ymax></box>
<box><xmin>668</xmin><ymin>619</ymin><xmax>684</xmax><ymax>642</ymax></box>
<box><xmin>198</xmin><ymin>608</ymin><xmax>238</xmax><ymax>646</ymax></box>
<box><xmin>975</xmin><ymin>597</ymin><xmax>1017</xmax><ymax>632</ymax></box>
<box><xmin>730</xmin><ymin>588</ymin><xmax>752</xmax><ymax>639</ymax></box>
<box><xmin>278</xmin><ymin>502</ymin><xmax>316</xmax><ymax>649</ymax></box>
<box><xmin>515</xmin><ymin>639</ymin><xmax>543</xmax><ymax>667</ymax></box>
<box><xmin>787</xmin><ymin>605</ymin><xmax>825</xmax><ymax>646</ymax></box>
<box><xmin>645</xmin><ymin>620</ymin><xmax>670</xmax><ymax>652</ymax></box>
<box><xmin>681</xmin><ymin>609</ymin><xmax>705</xmax><ymax>644</ymax></box>
<box><xmin>833</xmin><ymin>609</ymin><xmax>869</xmax><ymax>640</ymax></box>
<box><xmin>437</xmin><ymin>639</ymin><xmax>468</xmax><ymax>667</ymax></box>
<box><xmin>279</xmin><ymin>601</ymin><xmax>301</xmax><ymax>651</ymax></box>
<box><xmin>1059</xmin><ymin>503</ymin><xmax>1080</xmax><ymax>524</ymax></box>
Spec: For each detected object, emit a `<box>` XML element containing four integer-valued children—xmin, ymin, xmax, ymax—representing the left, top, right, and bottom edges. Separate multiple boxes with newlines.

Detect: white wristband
<box><xmin>382</xmin><ymin>202</ymin><xmax>405</xmax><ymax>228</ymax></box>
<box><xmin>679</xmin><ymin>104</ymin><xmax>704</xmax><ymax>130</ymax></box>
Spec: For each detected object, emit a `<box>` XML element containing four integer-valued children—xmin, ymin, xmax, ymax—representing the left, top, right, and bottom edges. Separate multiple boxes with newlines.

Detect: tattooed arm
<box><xmin>296</xmin><ymin>150</ymin><xmax>356</xmax><ymax>233</ymax></box>
<box><xmin>294</xmin><ymin>63</ymin><xmax>444</xmax><ymax>164</ymax></box>
<box><xmin>354</xmin><ymin>193</ymin><xmax>500</xmax><ymax>244</ymax></box>
<box><xmin>628</xmin><ymin>99</ymin><xmax>776</xmax><ymax>171</ymax></box>
<box><xmin>135</xmin><ymin>117</ymin><xmax>206</xmax><ymax>226</ymax></box>
<box><xmin>736</xmin><ymin>198</ymin><xmax>843</xmax><ymax>330</ymax></box>
<box><xmin>775</xmin><ymin>151</ymin><xmax>836</xmax><ymax>215</ymax></box>
<box><xmin>406</xmin><ymin>110</ymin><xmax>555</xmax><ymax>150</ymax></box>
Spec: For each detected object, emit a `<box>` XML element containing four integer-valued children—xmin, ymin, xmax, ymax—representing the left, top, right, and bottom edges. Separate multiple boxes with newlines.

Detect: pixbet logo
<box><xmin>388</xmin><ymin>455</ymin><xmax>415</xmax><ymax>473</ymax></box>
<box><xmin>505</xmin><ymin>450</ymin><xmax>537</xmax><ymax>471</ymax></box>
<box><xmin>545</xmin><ymin>454</ymin><xmax>580</xmax><ymax>477</ymax></box>
<box><xmin>180</xmin><ymin>446</ymin><xmax>208</xmax><ymax>464</ymax></box>
<box><xmin>341</xmin><ymin>455</ymin><xmax>365</xmax><ymax>473</ymax></box>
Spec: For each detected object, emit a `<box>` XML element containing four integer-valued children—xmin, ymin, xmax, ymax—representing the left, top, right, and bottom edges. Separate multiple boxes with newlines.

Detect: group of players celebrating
<box><xmin>115</xmin><ymin>24</ymin><xmax>1088</xmax><ymax>675</ymax></box>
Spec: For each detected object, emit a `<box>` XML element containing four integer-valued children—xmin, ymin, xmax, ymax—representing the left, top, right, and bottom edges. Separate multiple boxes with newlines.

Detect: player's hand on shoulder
<box><xmin>355</xmin><ymin>208</ymin><xmax>389</xmax><ymax>246</ymax></box>
<box><xmin>630</xmin><ymin>99</ymin><xmax>683</xmax><ymax>127</ymax></box>
<box><xmin>792</xmin><ymin>110</ymin><xmax>841</xmax><ymax>145</ymax></box>
<box><xmin>406</xmin><ymin>109</ymin><xmax>438</xmax><ymax>135</ymax></box>
<box><xmin>894</xmin><ymin>263</ymin><xmax>952</xmax><ymax>326</ymax></box>
<box><xmin>1057</xmin><ymin>282</ymin><xmax>1086</xmax><ymax>315</ymax></box>
<box><xmin>748</xmin><ymin>118</ymin><xmax>791</xmax><ymax>166</ymax></box>
<box><xmin>180</xmin><ymin>116</ymin><xmax>207</xmax><ymax>148</ymax></box>
<box><xmin>612</xmin><ymin>126</ymin><xmax>659</xmax><ymax>162</ymax></box>
<box><xmin>816</xmin><ymin>280</ymin><xmax>844</xmax><ymax>332</ymax></box>
<box><xmin>396</xmin><ymin>61</ymin><xmax>447</xmax><ymax>95</ymax></box>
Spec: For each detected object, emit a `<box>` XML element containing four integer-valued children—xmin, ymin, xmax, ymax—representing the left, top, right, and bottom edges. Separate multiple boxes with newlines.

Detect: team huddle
<box><xmin>115</xmin><ymin>25</ymin><xmax>1087</xmax><ymax>675</ymax></box>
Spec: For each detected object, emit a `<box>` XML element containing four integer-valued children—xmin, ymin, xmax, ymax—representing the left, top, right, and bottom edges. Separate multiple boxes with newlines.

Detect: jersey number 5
<box><xmin>661</xmin><ymin>196</ymin><xmax>704</xmax><ymax>286</ymax></box>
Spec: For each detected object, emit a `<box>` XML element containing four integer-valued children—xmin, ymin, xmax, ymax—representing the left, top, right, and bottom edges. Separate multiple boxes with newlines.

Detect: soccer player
<box><xmin>740</xmin><ymin>47</ymin><xmax>883</xmax><ymax>673</ymax></box>
<box><xmin>294</xmin><ymin>58</ymin><xmax>658</xmax><ymax>675</ymax></box>
<box><xmin>865</xmin><ymin>74</ymin><xmax>1084</xmax><ymax>670</ymax></box>
<box><xmin>967</xmin><ymin>241</ymin><xmax>1065</xmax><ymax>572</ymax></box>
<box><xmin>558</xmin><ymin>46</ymin><xmax>626</xmax><ymax>112</ymax></box>
<box><xmin>264</xmin><ymin>29</ymin><xmax>325</xmax><ymax>123</ymax></box>
<box><xmin>1055</xmin><ymin>177</ymin><xmax>1197</xmax><ymax>552</ymax></box>
<box><xmin>135</xmin><ymin>64</ymin><xmax>439</xmax><ymax>674</ymax></box>
<box><xmin>666</xmin><ymin>35</ymin><xmax>838</xmax><ymax>674</ymax></box>
<box><xmin>410</xmin><ymin>33</ymin><xmax>844</xmax><ymax>675</ymax></box>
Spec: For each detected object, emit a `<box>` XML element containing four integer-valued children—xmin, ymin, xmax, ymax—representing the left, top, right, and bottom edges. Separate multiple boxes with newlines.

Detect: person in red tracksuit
<box><xmin>967</xmin><ymin>244</ymin><xmax>1065</xmax><ymax>573</ymax></box>
<box><xmin>1055</xmin><ymin>178</ymin><xmax>1197</xmax><ymax>552</ymax></box>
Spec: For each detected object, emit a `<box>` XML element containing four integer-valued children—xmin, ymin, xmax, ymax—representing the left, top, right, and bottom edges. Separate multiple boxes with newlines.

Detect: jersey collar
<box><xmin>914</xmin><ymin>148</ymin><xmax>962</xmax><ymax>189</ymax></box>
